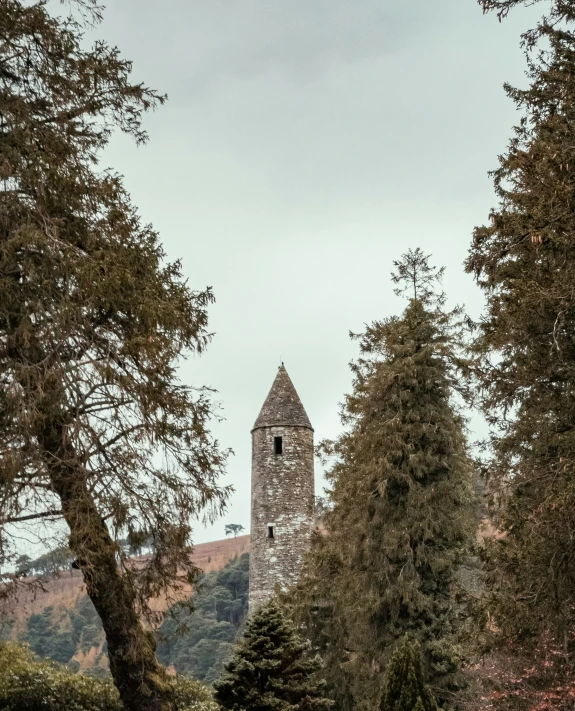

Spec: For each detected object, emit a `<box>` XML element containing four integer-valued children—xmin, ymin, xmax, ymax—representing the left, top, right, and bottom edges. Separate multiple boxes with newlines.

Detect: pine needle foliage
<box><xmin>0</xmin><ymin>2</ymin><xmax>229</xmax><ymax>709</ymax></box>
<box><xmin>380</xmin><ymin>638</ymin><xmax>437</xmax><ymax>711</ymax></box>
<box><xmin>467</xmin><ymin>2</ymin><xmax>575</xmax><ymax>668</ymax></box>
<box><xmin>214</xmin><ymin>599</ymin><xmax>332</xmax><ymax>711</ymax></box>
<box><xmin>291</xmin><ymin>250</ymin><xmax>476</xmax><ymax>711</ymax></box>
<box><xmin>477</xmin><ymin>0</ymin><xmax>575</xmax><ymax>40</ymax></box>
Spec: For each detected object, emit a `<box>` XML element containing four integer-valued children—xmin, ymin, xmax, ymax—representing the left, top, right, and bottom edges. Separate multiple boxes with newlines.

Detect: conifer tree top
<box><xmin>380</xmin><ymin>638</ymin><xmax>437</xmax><ymax>711</ymax></box>
<box><xmin>214</xmin><ymin>598</ymin><xmax>332</xmax><ymax>711</ymax></box>
<box><xmin>289</xmin><ymin>249</ymin><xmax>474</xmax><ymax>709</ymax></box>
<box><xmin>253</xmin><ymin>365</ymin><xmax>313</xmax><ymax>432</ymax></box>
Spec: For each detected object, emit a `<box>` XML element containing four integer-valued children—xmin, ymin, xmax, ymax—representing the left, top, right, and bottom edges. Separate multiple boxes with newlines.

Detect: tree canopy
<box><xmin>214</xmin><ymin>598</ymin><xmax>332</xmax><ymax>711</ymax></box>
<box><xmin>291</xmin><ymin>251</ymin><xmax>476</xmax><ymax>711</ymax></box>
<box><xmin>380</xmin><ymin>638</ymin><xmax>437</xmax><ymax>711</ymax></box>
<box><xmin>467</xmin><ymin>0</ymin><xmax>575</xmax><ymax>702</ymax></box>
<box><xmin>157</xmin><ymin>553</ymin><xmax>250</xmax><ymax>683</ymax></box>
<box><xmin>478</xmin><ymin>0</ymin><xmax>575</xmax><ymax>25</ymax></box>
<box><xmin>0</xmin><ymin>1</ymin><xmax>229</xmax><ymax>708</ymax></box>
<box><xmin>0</xmin><ymin>641</ymin><xmax>218</xmax><ymax>711</ymax></box>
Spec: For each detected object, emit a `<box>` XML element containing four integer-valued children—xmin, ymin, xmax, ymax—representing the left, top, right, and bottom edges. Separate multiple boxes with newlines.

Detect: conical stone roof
<box><xmin>252</xmin><ymin>365</ymin><xmax>313</xmax><ymax>431</ymax></box>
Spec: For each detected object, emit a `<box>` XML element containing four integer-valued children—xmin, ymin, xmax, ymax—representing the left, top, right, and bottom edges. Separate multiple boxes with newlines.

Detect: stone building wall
<box><xmin>249</xmin><ymin>424</ymin><xmax>314</xmax><ymax>609</ymax></box>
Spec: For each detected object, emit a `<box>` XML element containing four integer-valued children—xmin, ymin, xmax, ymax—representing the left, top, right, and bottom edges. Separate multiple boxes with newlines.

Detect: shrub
<box><xmin>0</xmin><ymin>642</ymin><xmax>122</xmax><ymax>711</ymax></box>
<box><xmin>172</xmin><ymin>676</ymin><xmax>219</xmax><ymax>711</ymax></box>
<box><xmin>380</xmin><ymin>638</ymin><xmax>436</xmax><ymax>711</ymax></box>
<box><xmin>0</xmin><ymin>642</ymin><xmax>217</xmax><ymax>711</ymax></box>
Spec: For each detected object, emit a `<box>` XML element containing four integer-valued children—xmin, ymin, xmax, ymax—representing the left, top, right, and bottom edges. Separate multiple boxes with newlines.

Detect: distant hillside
<box><xmin>0</xmin><ymin>535</ymin><xmax>250</xmax><ymax>677</ymax></box>
<box><xmin>157</xmin><ymin>552</ymin><xmax>249</xmax><ymax>683</ymax></box>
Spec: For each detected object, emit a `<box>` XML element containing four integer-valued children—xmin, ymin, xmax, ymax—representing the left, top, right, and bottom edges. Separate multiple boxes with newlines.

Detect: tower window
<box><xmin>274</xmin><ymin>436</ymin><xmax>283</xmax><ymax>455</ymax></box>
<box><xmin>267</xmin><ymin>525</ymin><xmax>274</xmax><ymax>539</ymax></box>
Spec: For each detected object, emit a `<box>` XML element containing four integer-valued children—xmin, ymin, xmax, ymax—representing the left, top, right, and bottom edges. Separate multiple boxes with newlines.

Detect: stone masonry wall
<box><xmin>249</xmin><ymin>424</ymin><xmax>314</xmax><ymax>609</ymax></box>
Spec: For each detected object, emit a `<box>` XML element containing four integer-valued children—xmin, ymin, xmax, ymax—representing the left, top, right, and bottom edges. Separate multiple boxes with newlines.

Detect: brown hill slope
<box><xmin>6</xmin><ymin>535</ymin><xmax>250</xmax><ymax>635</ymax></box>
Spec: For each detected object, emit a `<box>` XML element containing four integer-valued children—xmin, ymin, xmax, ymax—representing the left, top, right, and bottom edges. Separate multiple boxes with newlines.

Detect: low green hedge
<box><xmin>0</xmin><ymin>642</ymin><xmax>218</xmax><ymax>711</ymax></box>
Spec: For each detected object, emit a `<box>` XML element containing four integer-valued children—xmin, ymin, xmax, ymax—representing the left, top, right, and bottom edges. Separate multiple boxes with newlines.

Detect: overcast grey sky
<box><xmin>94</xmin><ymin>0</ymin><xmax>539</xmax><ymax>543</ymax></box>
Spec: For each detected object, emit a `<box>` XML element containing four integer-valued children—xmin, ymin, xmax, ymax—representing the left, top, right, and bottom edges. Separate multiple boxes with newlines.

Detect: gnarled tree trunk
<box><xmin>38</xmin><ymin>410</ymin><xmax>175</xmax><ymax>711</ymax></box>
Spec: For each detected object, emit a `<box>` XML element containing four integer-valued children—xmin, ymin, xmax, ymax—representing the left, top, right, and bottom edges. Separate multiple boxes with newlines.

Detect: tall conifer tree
<box><xmin>292</xmin><ymin>251</ymin><xmax>475</xmax><ymax>711</ymax></box>
<box><xmin>468</xmin><ymin>0</ymin><xmax>575</xmax><ymax>684</ymax></box>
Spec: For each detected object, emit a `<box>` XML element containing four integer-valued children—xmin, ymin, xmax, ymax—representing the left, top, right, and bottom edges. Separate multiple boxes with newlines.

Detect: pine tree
<box><xmin>380</xmin><ymin>638</ymin><xmax>436</xmax><ymax>711</ymax></box>
<box><xmin>467</xmin><ymin>0</ymin><xmax>575</xmax><ymax>683</ymax></box>
<box><xmin>291</xmin><ymin>250</ymin><xmax>476</xmax><ymax>711</ymax></box>
<box><xmin>214</xmin><ymin>599</ymin><xmax>332</xmax><ymax>711</ymax></box>
<box><xmin>0</xmin><ymin>2</ymin><xmax>228</xmax><ymax>709</ymax></box>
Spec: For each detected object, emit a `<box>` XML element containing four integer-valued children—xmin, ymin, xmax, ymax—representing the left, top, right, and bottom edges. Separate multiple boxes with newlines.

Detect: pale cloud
<box><xmin>93</xmin><ymin>0</ymin><xmax>541</xmax><ymax>542</ymax></box>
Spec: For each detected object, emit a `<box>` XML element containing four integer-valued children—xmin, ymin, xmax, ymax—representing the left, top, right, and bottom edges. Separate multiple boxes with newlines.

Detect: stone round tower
<box><xmin>249</xmin><ymin>364</ymin><xmax>314</xmax><ymax>609</ymax></box>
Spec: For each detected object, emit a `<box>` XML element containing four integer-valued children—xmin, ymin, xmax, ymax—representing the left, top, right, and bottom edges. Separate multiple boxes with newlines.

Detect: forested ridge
<box><xmin>1</xmin><ymin>553</ymin><xmax>249</xmax><ymax>682</ymax></box>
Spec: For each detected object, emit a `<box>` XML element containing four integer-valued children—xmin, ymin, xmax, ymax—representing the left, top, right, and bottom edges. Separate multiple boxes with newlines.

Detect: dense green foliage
<box><xmin>0</xmin><ymin>642</ymin><xmax>121</xmax><ymax>711</ymax></box>
<box><xmin>465</xmin><ymin>1</ymin><xmax>575</xmax><ymax>706</ymax></box>
<box><xmin>0</xmin><ymin>642</ymin><xmax>217</xmax><ymax>711</ymax></box>
<box><xmin>14</xmin><ymin>548</ymin><xmax>73</xmax><ymax>577</ymax></box>
<box><xmin>157</xmin><ymin>554</ymin><xmax>249</xmax><ymax>683</ymax></box>
<box><xmin>291</xmin><ymin>251</ymin><xmax>476</xmax><ymax>711</ymax></box>
<box><xmin>380</xmin><ymin>638</ymin><xmax>436</xmax><ymax>711</ymax></box>
<box><xmin>468</xmin><ymin>0</ymin><xmax>575</xmax><ymax>660</ymax></box>
<box><xmin>5</xmin><ymin>554</ymin><xmax>248</xmax><ymax>682</ymax></box>
<box><xmin>214</xmin><ymin>599</ymin><xmax>332</xmax><ymax>711</ymax></box>
<box><xmin>22</xmin><ymin>594</ymin><xmax>105</xmax><ymax>670</ymax></box>
<box><xmin>0</xmin><ymin>1</ymin><xmax>229</xmax><ymax>708</ymax></box>
<box><xmin>25</xmin><ymin>607</ymin><xmax>77</xmax><ymax>665</ymax></box>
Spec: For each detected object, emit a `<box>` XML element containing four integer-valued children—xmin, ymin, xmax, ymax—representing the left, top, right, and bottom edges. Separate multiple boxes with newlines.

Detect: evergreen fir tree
<box><xmin>467</xmin><ymin>0</ymin><xmax>575</xmax><ymax>679</ymax></box>
<box><xmin>291</xmin><ymin>250</ymin><xmax>475</xmax><ymax>711</ymax></box>
<box><xmin>380</xmin><ymin>638</ymin><xmax>436</xmax><ymax>711</ymax></box>
<box><xmin>214</xmin><ymin>599</ymin><xmax>332</xmax><ymax>711</ymax></box>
